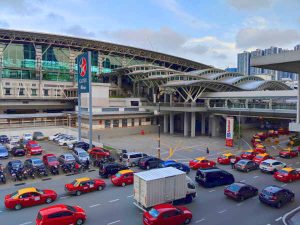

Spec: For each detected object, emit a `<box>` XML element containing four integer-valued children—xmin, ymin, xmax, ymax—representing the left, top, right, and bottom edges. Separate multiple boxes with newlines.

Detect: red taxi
<box><xmin>279</xmin><ymin>149</ymin><xmax>299</xmax><ymax>158</ymax></box>
<box><xmin>256</xmin><ymin>132</ymin><xmax>268</xmax><ymax>141</ymax></box>
<box><xmin>111</xmin><ymin>169</ymin><xmax>134</xmax><ymax>186</ymax></box>
<box><xmin>88</xmin><ymin>147</ymin><xmax>110</xmax><ymax>159</ymax></box>
<box><xmin>252</xmin><ymin>138</ymin><xmax>262</xmax><ymax>147</ymax></box>
<box><xmin>189</xmin><ymin>157</ymin><xmax>216</xmax><ymax>170</ymax></box>
<box><xmin>267</xmin><ymin>130</ymin><xmax>279</xmax><ymax>137</ymax></box>
<box><xmin>65</xmin><ymin>177</ymin><xmax>106</xmax><ymax>196</ymax></box>
<box><xmin>143</xmin><ymin>203</ymin><xmax>192</xmax><ymax>225</ymax></box>
<box><xmin>254</xmin><ymin>144</ymin><xmax>267</xmax><ymax>154</ymax></box>
<box><xmin>25</xmin><ymin>140</ymin><xmax>42</xmax><ymax>155</ymax></box>
<box><xmin>36</xmin><ymin>204</ymin><xmax>87</xmax><ymax>225</ymax></box>
<box><xmin>217</xmin><ymin>153</ymin><xmax>241</xmax><ymax>165</ymax></box>
<box><xmin>240</xmin><ymin>150</ymin><xmax>257</xmax><ymax>160</ymax></box>
<box><xmin>277</xmin><ymin>128</ymin><xmax>290</xmax><ymax>135</ymax></box>
<box><xmin>274</xmin><ymin>167</ymin><xmax>300</xmax><ymax>183</ymax></box>
<box><xmin>253</xmin><ymin>153</ymin><xmax>272</xmax><ymax>165</ymax></box>
<box><xmin>5</xmin><ymin>187</ymin><xmax>57</xmax><ymax>210</ymax></box>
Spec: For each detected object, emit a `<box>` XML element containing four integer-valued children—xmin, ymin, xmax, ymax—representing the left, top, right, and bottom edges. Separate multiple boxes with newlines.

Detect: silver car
<box><xmin>73</xmin><ymin>148</ymin><xmax>90</xmax><ymax>163</ymax></box>
<box><xmin>122</xmin><ymin>152</ymin><xmax>148</xmax><ymax>167</ymax></box>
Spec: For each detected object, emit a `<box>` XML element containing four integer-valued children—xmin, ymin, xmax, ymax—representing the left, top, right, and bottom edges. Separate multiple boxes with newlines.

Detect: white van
<box><xmin>122</xmin><ymin>152</ymin><xmax>148</xmax><ymax>167</ymax></box>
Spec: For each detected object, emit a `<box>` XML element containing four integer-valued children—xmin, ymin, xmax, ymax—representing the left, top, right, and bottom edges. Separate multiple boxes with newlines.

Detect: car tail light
<box><xmin>270</xmin><ymin>196</ymin><xmax>277</xmax><ymax>200</ymax></box>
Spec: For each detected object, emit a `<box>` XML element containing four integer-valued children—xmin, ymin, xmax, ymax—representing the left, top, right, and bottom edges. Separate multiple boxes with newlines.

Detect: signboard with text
<box><xmin>225</xmin><ymin>117</ymin><xmax>234</xmax><ymax>147</ymax></box>
<box><xmin>77</xmin><ymin>52</ymin><xmax>90</xmax><ymax>93</ymax></box>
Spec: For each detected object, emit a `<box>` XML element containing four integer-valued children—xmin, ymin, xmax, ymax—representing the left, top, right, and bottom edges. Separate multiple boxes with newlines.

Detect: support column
<box><xmin>191</xmin><ymin>112</ymin><xmax>195</xmax><ymax>137</ymax></box>
<box><xmin>298</xmin><ymin>73</ymin><xmax>300</xmax><ymax>123</ymax></box>
<box><xmin>97</xmin><ymin>53</ymin><xmax>104</xmax><ymax>82</ymax></box>
<box><xmin>137</xmin><ymin>82</ymin><xmax>140</xmax><ymax>96</ymax></box>
<box><xmin>164</xmin><ymin>93</ymin><xmax>167</xmax><ymax>103</ymax></box>
<box><xmin>209</xmin><ymin>115</ymin><xmax>218</xmax><ymax>137</ymax></box>
<box><xmin>170</xmin><ymin>93</ymin><xmax>173</xmax><ymax>106</ymax></box>
<box><xmin>245</xmin><ymin>99</ymin><xmax>249</xmax><ymax>108</ymax></box>
<box><xmin>36</xmin><ymin>45</ymin><xmax>43</xmax><ymax>97</ymax></box>
<box><xmin>201</xmin><ymin>113</ymin><xmax>205</xmax><ymax>135</ymax></box>
<box><xmin>164</xmin><ymin>114</ymin><xmax>169</xmax><ymax>133</ymax></box>
<box><xmin>133</xmin><ymin>82</ymin><xmax>136</xmax><ymax>96</ymax></box>
<box><xmin>69</xmin><ymin>50</ymin><xmax>76</xmax><ymax>82</ymax></box>
<box><xmin>0</xmin><ymin>44</ymin><xmax>4</xmax><ymax>98</ymax></box>
<box><xmin>170</xmin><ymin>112</ymin><xmax>174</xmax><ymax>134</ymax></box>
<box><xmin>184</xmin><ymin>112</ymin><xmax>189</xmax><ymax>137</ymax></box>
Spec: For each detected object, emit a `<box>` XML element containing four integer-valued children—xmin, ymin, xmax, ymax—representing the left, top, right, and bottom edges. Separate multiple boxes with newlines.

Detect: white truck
<box><xmin>133</xmin><ymin>167</ymin><xmax>196</xmax><ymax>210</ymax></box>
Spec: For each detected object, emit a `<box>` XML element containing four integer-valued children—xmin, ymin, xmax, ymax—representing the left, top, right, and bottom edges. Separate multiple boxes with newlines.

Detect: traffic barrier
<box><xmin>42</xmin><ymin>178</ymin><xmax>52</xmax><ymax>181</ymax></box>
<box><xmin>14</xmin><ymin>183</ymin><xmax>26</xmax><ymax>186</ymax></box>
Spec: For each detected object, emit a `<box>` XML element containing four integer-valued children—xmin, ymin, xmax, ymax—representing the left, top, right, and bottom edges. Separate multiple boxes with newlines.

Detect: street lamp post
<box><xmin>157</xmin><ymin>102</ymin><xmax>161</xmax><ymax>159</ymax></box>
<box><xmin>238</xmin><ymin>110</ymin><xmax>241</xmax><ymax>150</ymax></box>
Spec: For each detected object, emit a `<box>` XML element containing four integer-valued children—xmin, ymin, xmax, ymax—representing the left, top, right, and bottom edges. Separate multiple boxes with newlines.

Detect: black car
<box><xmin>6</xmin><ymin>160</ymin><xmax>25</xmax><ymax>181</ymax></box>
<box><xmin>235</xmin><ymin>160</ymin><xmax>258</xmax><ymax>172</ymax></box>
<box><xmin>72</xmin><ymin>142</ymin><xmax>94</xmax><ymax>151</ymax></box>
<box><xmin>224</xmin><ymin>182</ymin><xmax>258</xmax><ymax>201</ymax></box>
<box><xmin>11</xmin><ymin>146</ymin><xmax>26</xmax><ymax>157</ymax></box>
<box><xmin>99</xmin><ymin>162</ymin><xmax>129</xmax><ymax>178</ymax></box>
<box><xmin>24</xmin><ymin>158</ymin><xmax>48</xmax><ymax>176</ymax></box>
<box><xmin>195</xmin><ymin>168</ymin><xmax>235</xmax><ymax>188</ymax></box>
<box><xmin>138</xmin><ymin>156</ymin><xmax>161</xmax><ymax>170</ymax></box>
<box><xmin>259</xmin><ymin>185</ymin><xmax>295</xmax><ymax>208</ymax></box>
<box><xmin>0</xmin><ymin>135</ymin><xmax>9</xmax><ymax>144</ymax></box>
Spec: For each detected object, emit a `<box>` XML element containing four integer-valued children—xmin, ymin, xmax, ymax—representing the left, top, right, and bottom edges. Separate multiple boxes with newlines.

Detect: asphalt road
<box><xmin>0</xmin><ymin>135</ymin><xmax>298</xmax><ymax>225</ymax></box>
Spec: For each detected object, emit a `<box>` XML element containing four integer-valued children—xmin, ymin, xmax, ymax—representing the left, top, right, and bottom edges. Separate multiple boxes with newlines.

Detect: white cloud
<box><xmin>226</xmin><ymin>0</ymin><xmax>274</xmax><ymax>10</ymax></box>
<box><xmin>62</xmin><ymin>25</ymin><xmax>96</xmax><ymax>38</ymax></box>
<box><xmin>243</xmin><ymin>16</ymin><xmax>268</xmax><ymax>29</ymax></box>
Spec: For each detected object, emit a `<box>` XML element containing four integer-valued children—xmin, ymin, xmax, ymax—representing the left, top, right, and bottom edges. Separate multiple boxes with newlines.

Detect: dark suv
<box><xmin>72</xmin><ymin>142</ymin><xmax>94</xmax><ymax>151</ymax></box>
<box><xmin>195</xmin><ymin>168</ymin><xmax>235</xmax><ymax>188</ymax></box>
<box><xmin>259</xmin><ymin>185</ymin><xmax>295</xmax><ymax>208</ymax></box>
<box><xmin>99</xmin><ymin>162</ymin><xmax>128</xmax><ymax>178</ymax></box>
<box><xmin>138</xmin><ymin>156</ymin><xmax>161</xmax><ymax>170</ymax></box>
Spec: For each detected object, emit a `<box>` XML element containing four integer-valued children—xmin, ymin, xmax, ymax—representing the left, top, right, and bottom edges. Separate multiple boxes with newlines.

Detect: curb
<box><xmin>282</xmin><ymin>206</ymin><xmax>300</xmax><ymax>225</ymax></box>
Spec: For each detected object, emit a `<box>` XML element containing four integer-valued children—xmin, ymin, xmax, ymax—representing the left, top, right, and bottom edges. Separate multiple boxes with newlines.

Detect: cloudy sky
<box><xmin>0</xmin><ymin>0</ymin><xmax>300</xmax><ymax>68</ymax></box>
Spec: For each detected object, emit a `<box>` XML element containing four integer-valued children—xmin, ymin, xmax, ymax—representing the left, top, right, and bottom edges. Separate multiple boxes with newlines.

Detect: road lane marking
<box><xmin>209</xmin><ymin>190</ymin><xmax>216</xmax><ymax>193</ymax></box>
<box><xmin>218</xmin><ymin>209</ymin><xmax>227</xmax><ymax>214</ymax></box>
<box><xmin>275</xmin><ymin>217</ymin><xmax>282</xmax><ymax>222</ymax></box>
<box><xmin>195</xmin><ymin>218</ymin><xmax>206</xmax><ymax>223</ymax></box>
<box><xmin>60</xmin><ymin>196</ymin><xmax>70</xmax><ymax>199</ymax></box>
<box><xmin>89</xmin><ymin>203</ymin><xmax>101</xmax><ymax>208</ymax></box>
<box><xmin>127</xmin><ymin>195</ymin><xmax>133</xmax><ymax>198</ymax></box>
<box><xmin>19</xmin><ymin>222</ymin><xmax>32</xmax><ymax>225</ymax></box>
<box><xmin>281</xmin><ymin>184</ymin><xmax>287</xmax><ymax>187</ymax></box>
<box><xmin>236</xmin><ymin>202</ymin><xmax>244</xmax><ymax>206</ymax></box>
<box><xmin>109</xmin><ymin>199</ymin><xmax>120</xmax><ymax>203</ymax></box>
<box><xmin>240</xmin><ymin>180</ymin><xmax>246</xmax><ymax>182</ymax></box>
<box><xmin>253</xmin><ymin>176</ymin><xmax>259</xmax><ymax>179</ymax></box>
<box><xmin>107</xmin><ymin>220</ymin><xmax>120</xmax><ymax>225</ymax></box>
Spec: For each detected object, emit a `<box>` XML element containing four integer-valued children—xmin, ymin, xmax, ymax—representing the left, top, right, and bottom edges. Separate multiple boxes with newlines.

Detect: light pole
<box><xmin>157</xmin><ymin>101</ymin><xmax>161</xmax><ymax>159</ymax></box>
<box><xmin>238</xmin><ymin>110</ymin><xmax>241</xmax><ymax>150</ymax></box>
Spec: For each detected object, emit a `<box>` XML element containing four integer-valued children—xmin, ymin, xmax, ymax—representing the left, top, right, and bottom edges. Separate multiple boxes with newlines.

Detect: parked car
<box><xmin>111</xmin><ymin>169</ymin><xmax>134</xmax><ymax>186</ymax></box>
<box><xmin>11</xmin><ymin>146</ymin><xmax>26</xmax><ymax>157</ymax></box>
<box><xmin>24</xmin><ymin>158</ymin><xmax>48</xmax><ymax>176</ymax></box>
<box><xmin>53</xmin><ymin>134</ymin><xmax>68</xmax><ymax>142</ymax></box>
<box><xmin>0</xmin><ymin>144</ymin><xmax>9</xmax><ymax>159</ymax></box>
<box><xmin>22</xmin><ymin>133</ymin><xmax>33</xmax><ymax>141</ymax></box>
<box><xmin>254</xmin><ymin>144</ymin><xmax>267</xmax><ymax>154</ymax></box>
<box><xmin>88</xmin><ymin>147</ymin><xmax>110</xmax><ymax>159</ymax></box>
<box><xmin>65</xmin><ymin>177</ymin><xmax>106</xmax><ymax>196</ymax></box>
<box><xmin>48</xmin><ymin>133</ymin><xmax>63</xmax><ymax>141</ymax></box>
<box><xmin>33</xmin><ymin>131</ymin><xmax>45</xmax><ymax>141</ymax></box>
<box><xmin>259</xmin><ymin>185</ymin><xmax>295</xmax><ymax>208</ymax></box>
<box><xmin>7</xmin><ymin>160</ymin><xmax>25</xmax><ymax>180</ymax></box>
<box><xmin>58</xmin><ymin>153</ymin><xmax>76</xmax><ymax>165</ymax></box>
<box><xmin>72</xmin><ymin>142</ymin><xmax>94</xmax><ymax>151</ymax></box>
<box><xmin>6</xmin><ymin>140</ymin><xmax>20</xmax><ymax>151</ymax></box>
<box><xmin>279</xmin><ymin>149</ymin><xmax>299</xmax><ymax>158</ymax></box>
<box><xmin>256</xmin><ymin>132</ymin><xmax>268</xmax><ymax>140</ymax></box>
<box><xmin>274</xmin><ymin>167</ymin><xmax>300</xmax><ymax>183</ymax></box>
<box><xmin>0</xmin><ymin>135</ymin><xmax>9</xmax><ymax>144</ymax></box>
<box><xmin>189</xmin><ymin>157</ymin><xmax>216</xmax><ymax>170</ymax></box>
<box><xmin>240</xmin><ymin>150</ymin><xmax>257</xmax><ymax>160</ymax></box>
<box><xmin>59</xmin><ymin>136</ymin><xmax>77</xmax><ymax>146</ymax></box>
<box><xmin>10</xmin><ymin>135</ymin><xmax>21</xmax><ymax>142</ymax></box>
<box><xmin>73</xmin><ymin>148</ymin><xmax>90</xmax><ymax>163</ymax></box>
<box><xmin>268</xmin><ymin>129</ymin><xmax>279</xmax><ymax>137</ymax></box>
<box><xmin>235</xmin><ymin>160</ymin><xmax>258</xmax><ymax>172</ymax></box>
<box><xmin>25</xmin><ymin>140</ymin><xmax>42</xmax><ymax>155</ymax></box>
<box><xmin>277</xmin><ymin>128</ymin><xmax>290</xmax><ymax>135</ymax></box>
<box><xmin>43</xmin><ymin>154</ymin><xmax>60</xmax><ymax>168</ymax></box>
<box><xmin>259</xmin><ymin>159</ymin><xmax>286</xmax><ymax>173</ymax></box>
<box><xmin>121</xmin><ymin>152</ymin><xmax>148</xmax><ymax>167</ymax></box>
<box><xmin>143</xmin><ymin>204</ymin><xmax>192</xmax><ymax>225</ymax></box>
<box><xmin>36</xmin><ymin>204</ymin><xmax>87</xmax><ymax>225</ymax></box>
<box><xmin>195</xmin><ymin>168</ymin><xmax>235</xmax><ymax>188</ymax></box>
<box><xmin>5</xmin><ymin>187</ymin><xmax>57</xmax><ymax>210</ymax></box>
<box><xmin>138</xmin><ymin>156</ymin><xmax>162</xmax><ymax>170</ymax></box>
<box><xmin>252</xmin><ymin>138</ymin><xmax>262</xmax><ymax>147</ymax></box>
<box><xmin>99</xmin><ymin>162</ymin><xmax>129</xmax><ymax>178</ymax></box>
<box><xmin>217</xmin><ymin>153</ymin><xmax>240</xmax><ymax>165</ymax></box>
<box><xmin>224</xmin><ymin>182</ymin><xmax>258</xmax><ymax>201</ymax></box>
<box><xmin>252</xmin><ymin>153</ymin><xmax>273</xmax><ymax>165</ymax></box>
<box><xmin>160</xmin><ymin>160</ymin><xmax>190</xmax><ymax>173</ymax></box>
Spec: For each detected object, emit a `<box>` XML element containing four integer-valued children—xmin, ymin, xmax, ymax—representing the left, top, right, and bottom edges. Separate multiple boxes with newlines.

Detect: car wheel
<box><xmin>45</xmin><ymin>197</ymin><xmax>52</xmax><ymax>204</ymax></box>
<box><xmin>131</xmin><ymin>162</ymin><xmax>136</xmax><ymax>167</ymax></box>
<box><xmin>290</xmin><ymin>196</ymin><xmax>295</xmax><ymax>202</ymax></box>
<box><xmin>98</xmin><ymin>185</ymin><xmax>104</xmax><ymax>191</ymax></box>
<box><xmin>146</xmin><ymin>165</ymin><xmax>150</xmax><ymax>170</ymax></box>
<box><xmin>276</xmin><ymin>201</ymin><xmax>282</xmax><ymax>208</ymax></box>
<box><xmin>239</xmin><ymin>196</ymin><xmax>245</xmax><ymax>201</ymax></box>
<box><xmin>122</xmin><ymin>182</ymin><xmax>126</xmax><ymax>187</ymax></box>
<box><xmin>76</xmin><ymin>191</ymin><xmax>82</xmax><ymax>196</ymax></box>
<box><xmin>246</xmin><ymin>169</ymin><xmax>250</xmax><ymax>173</ymax></box>
<box><xmin>184</xmin><ymin>218</ymin><xmax>191</xmax><ymax>224</ymax></box>
<box><xmin>289</xmin><ymin>179</ymin><xmax>293</xmax><ymax>183</ymax></box>
<box><xmin>14</xmin><ymin>204</ymin><xmax>22</xmax><ymax>210</ymax></box>
<box><xmin>76</xmin><ymin>219</ymin><xmax>84</xmax><ymax>225</ymax></box>
<box><xmin>254</xmin><ymin>190</ymin><xmax>258</xmax><ymax>196</ymax></box>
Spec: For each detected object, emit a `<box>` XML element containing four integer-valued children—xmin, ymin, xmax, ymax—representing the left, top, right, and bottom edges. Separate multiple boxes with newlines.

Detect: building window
<box><xmin>4</xmin><ymin>88</ymin><xmax>11</xmax><ymax>95</ymax></box>
<box><xmin>32</xmin><ymin>89</ymin><xmax>37</xmax><ymax>96</ymax></box>
<box><xmin>131</xmin><ymin>118</ymin><xmax>134</xmax><ymax>126</ymax></box>
<box><xmin>146</xmin><ymin>118</ymin><xmax>151</xmax><ymax>122</ymax></box>
<box><xmin>19</xmin><ymin>88</ymin><xmax>25</xmax><ymax>96</ymax></box>
<box><xmin>122</xmin><ymin>119</ymin><xmax>127</xmax><ymax>127</ymax></box>
<box><xmin>139</xmin><ymin>119</ymin><xmax>142</xmax><ymax>126</ymax></box>
<box><xmin>44</xmin><ymin>89</ymin><xmax>49</xmax><ymax>96</ymax></box>
<box><xmin>113</xmin><ymin>120</ymin><xmax>119</xmax><ymax>127</ymax></box>
<box><xmin>105</xmin><ymin>120</ymin><xmax>111</xmax><ymax>128</ymax></box>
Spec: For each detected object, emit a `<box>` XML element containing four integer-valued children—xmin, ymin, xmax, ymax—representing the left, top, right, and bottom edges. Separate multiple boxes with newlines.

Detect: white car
<box><xmin>10</xmin><ymin>135</ymin><xmax>20</xmax><ymax>142</ymax></box>
<box><xmin>259</xmin><ymin>159</ymin><xmax>286</xmax><ymax>173</ymax></box>
<box><xmin>58</xmin><ymin>137</ymin><xmax>77</xmax><ymax>146</ymax></box>
<box><xmin>22</xmin><ymin>133</ymin><xmax>33</xmax><ymax>141</ymax></box>
<box><xmin>6</xmin><ymin>141</ymin><xmax>19</xmax><ymax>151</ymax></box>
<box><xmin>49</xmin><ymin>133</ymin><xmax>63</xmax><ymax>141</ymax></box>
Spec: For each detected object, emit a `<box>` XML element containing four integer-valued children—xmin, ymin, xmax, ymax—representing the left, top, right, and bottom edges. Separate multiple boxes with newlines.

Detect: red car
<box><xmin>36</xmin><ymin>204</ymin><xmax>86</xmax><ymax>225</ymax></box>
<box><xmin>88</xmin><ymin>147</ymin><xmax>110</xmax><ymax>159</ymax></box>
<box><xmin>217</xmin><ymin>153</ymin><xmax>241</xmax><ymax>165</ymax></box>
<box><xmin>279</xmin><ymin>149</ymin><xmax>299</xmax><ymax>158</ymax></box>
<box><xmin>277</xmin><ymin>128</ymin><xmax>290</xmax><ymax>135</ymax></box>
<box><xmin>252</xmin><ymin>153</ymin><xmax>272</xmax><ymax>165</ymax></box>
<box><xmin>274</xmin><ymin>167</ymin><xmax>300</xmax><ymax>183</ymax></box>
<box><xmin>42</xmin><ymin>154</ymin><xmax>59</xmax><ymax>168</ymax></box>
<box><xmin>254</xmin><ymin>144</ymin><xmax>266</xmax><ymax>154</ymax></box>
<box><xmin>256</xmin><ymin>132</ymin><xmax>268</xmax><ymax>140</ymax></box>
<box><xmin>111</xmin><ymin>169</ymin><xmax>134</xmax><ymax>186</ymax></box>
<box><xmin>240</xmin><ymin>150</ymin><xmax>257</xmax><ymax>160</ymax></box>
<box><xmin>189</xmin><ymin>157</ymin><xmax>216</xmax><ymax>170</ymax></box>
<box><xmin>65</xmin><ymin>177</ymin><xmax>106</xmax><ymax>196</ymax></box>
<box><xmin>25</xmin><ymin>140</ymin><xmax>42</xmax><ymax>155</ymax></box>
<box><xmin>5</xmin><ymin>187</ymin><xmax>57</xmax><ymax>210</ymax></box>
<box><xmin>143</xmin><ymin>204</ymin><xmax>192</xmax><ymax>225</ymax></box>
<box><xmin>267</xmin><ymin>130</ymin><xmax>279</xmax><ymax>137</ymax></box>
<box><xmin>252</xmin><ymin>138</ymin><xmax>262</xmax><ymax>147</ymax></box>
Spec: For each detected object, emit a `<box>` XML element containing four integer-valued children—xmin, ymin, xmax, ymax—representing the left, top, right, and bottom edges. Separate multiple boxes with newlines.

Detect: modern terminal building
<box><xmin>0</xmin><ymin>29</ymin><xmax>296</xmax><ymax>137</ymax></box>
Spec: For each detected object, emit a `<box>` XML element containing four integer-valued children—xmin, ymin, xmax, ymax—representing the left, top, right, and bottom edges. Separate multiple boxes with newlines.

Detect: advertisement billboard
<box><xmin>225</xmin><ymin>117</ymin><xmax>234</xmax><ymax>147</ymax></box>
<box><xmin>77</xmin><ymin>52</ymin><xmax>90</xmax><ymax>94</ymax></box>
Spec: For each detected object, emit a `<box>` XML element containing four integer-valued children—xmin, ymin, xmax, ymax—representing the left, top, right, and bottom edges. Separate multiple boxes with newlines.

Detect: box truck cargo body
<box><xmin>134</xmin><ymin>167</ymin><xmax>195</xmax><ymax>209</ymax></box>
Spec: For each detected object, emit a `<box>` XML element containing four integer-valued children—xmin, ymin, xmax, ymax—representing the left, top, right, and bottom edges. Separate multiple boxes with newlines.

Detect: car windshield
<box><xmin>24</xmin><ymin>134</ymin><xmax>31</xmax><ymax>137</ymax></box>
<box><xmin>278</xmin><ymin>170</ymin><xmax>289</xmax><ymax>174</ymax></box>
<box><xmin>238</xmin><ymin>161</ymin><xmax>247</xmax><ymax>164</ymax></box>
<box><xmin>262</xmin><ymin>190</ymin><xmax>275</xmax><ymax>196</ymax></box>
<box><xmin>66</xmin><ymin>155</ymin><xmax>74</xmax><ymax>160</ymax></box>
<box><xmin>256</xmin><ymin>155</ymin><xmax>263</xmax><ymax>159</ymax></box>
<box><xmin>10</xmin><ymin>191</ymin><xmax>18</xmax><ymax>198</ymax></box>
<box><xmin>70</xmin><ymin>180</ymin><xmax>79</xmax><ymax>186</ymax></box>
<box><xmin>0</xmin><ymin>148</ymin><xmax>7</xmax><ymax>153</ymax></box>
<box><xmin>220</xmin><ymin>155</ymin><xmax>228</xmax><ymax>159</ymax></box>
<box><xmin>261</xmin><ymin>162</ymin><xmax>270</xmax><ymax>166</ymax></box>
<box><xmin>47</xmin><ymin>156</ymin><xmax>57</xmax><ymax>162</ymax></box>
<box><xmin>32</xmin><ymin>159</ymin><xmax>43</xmax><ymax>166</ymax></box>
<box><xmin>149</xmin><ymin>208</ymin><xmax>160</xmax><ymax>218</ymax></box>
<box><xmin>30</xmin><ymin>144</ymin><xmax>40</xmax><ymax>148</ymax></box>
<box><xmin>12</xmin><ymin>162</ymin><xmax>22</xmax><ymax>169</ymax></box>
<box><xmin>227</xmin><ymin>184</ymin><xmax>241</xmax><ymax>192</ymax></box>
<box><xmin>115</xmin><ymin>173</ymin><xmax>121</xmax><ymax>178</ymax></box>
<box><xmin>244</xmin><ymin>152</ymin><xmax>252</xmax><ymax>155</ymax></box>
<box><xmin>79</xmin><ymin>152</ymin><xmax>88</xmax><ymax>157</ymax></box>
<box><xmin>36</xmin><ymin>189</ymin><xmax>44</xmax><ymax>194</ymax></box>
<box><xmin>67</xmin><ymin>205</ymin><xmax>76</xmax><ymax>212</ymax></box>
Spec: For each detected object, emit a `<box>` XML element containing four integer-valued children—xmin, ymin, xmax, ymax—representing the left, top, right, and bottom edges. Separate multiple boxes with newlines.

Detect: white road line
<box><xmin>19</xmin><ymin>222</ymin><xmax>32</xmax><ymax>225</ymax></box>
<box><xmin>0</xmin><ymin>210</ymin><xmax>3</xmax><ymax>213</ymax></box>
<box><xmin>275</xmin><ymin>217</ymin><xmax>282</xmax><ymax>222</ymax></box>
<box><xmin>240</xmin><ymin>180</ymin><xmax>246</xmax><ymax>182</ymax></box>
<box><xmin>236</xmin><ymin>202</ymin><xmax>244</xmax><ymax>206</ymax></box>
<box><xmin>109</xmin><ymin>199</ymin><xmax>120</xmax><ymax>203</ymax></box>
<box><xmin>127</xmin><ymin>195</ymin><xmax>133</xmax><ymax>198</ymax></box>
<box><xmin>218</xmin><ymin>209</ymin><xmax>227</xmax><ymax>214</ymax></box>
<box><xmin>209</xmin><ymin>190</ymin><xmax>216</xmax><ymax>193</ymax></box>
<box><xmin>195</xmin><ymin>218</ymin><xmax>206</xmax><ymax>223</ymax></box>
<box><xmin>253</xmin><ymin>176</ymin><xmax>259</xmax><ymax>179</ymax></box>
<box><xmin>281</xmin><ymin>184</ymin><xmax>287</xmax><ymax>187</ymax></box>
<box><xmin>60</xmin><ymin>196</ymin><xmax>70</xmax><ymax>199</ymax></box>
<box><xmin>89</xmin><ymin>203</ymin><xmax>101</xmax><ymax>208</ymax></box>
<box><xmin>107</xmin><ymin>220</ymin><xmax>121</xmax><ymax>225</ymax></box>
